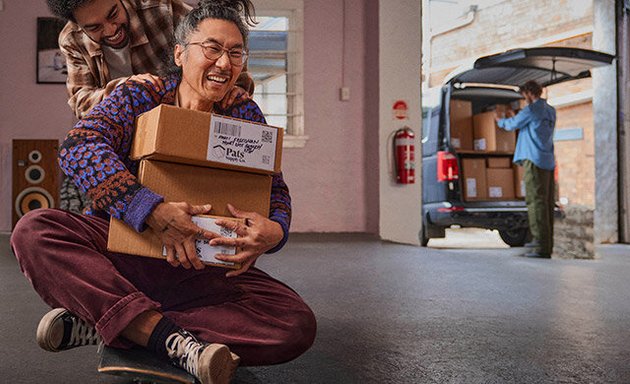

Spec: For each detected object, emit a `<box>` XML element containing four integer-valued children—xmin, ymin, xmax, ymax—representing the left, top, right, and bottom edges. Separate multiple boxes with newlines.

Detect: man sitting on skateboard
<box><xmin>11</xmin><ymin>1</ymin><xmax>316</xmax><ymax>383</ymax></box>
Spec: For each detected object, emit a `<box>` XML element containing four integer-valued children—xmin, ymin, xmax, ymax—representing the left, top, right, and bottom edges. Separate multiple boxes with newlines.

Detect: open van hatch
<box><xmin>444</xmin><ymin>47</ymin><xmax>615</xmax><ymax>87</ymax></box>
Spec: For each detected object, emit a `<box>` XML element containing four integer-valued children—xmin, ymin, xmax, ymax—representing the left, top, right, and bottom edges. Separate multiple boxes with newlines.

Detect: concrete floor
<box><xmin>1</xmin><ymin>230</ymin><xmax>630</xmax><ymax>383</ymax></box>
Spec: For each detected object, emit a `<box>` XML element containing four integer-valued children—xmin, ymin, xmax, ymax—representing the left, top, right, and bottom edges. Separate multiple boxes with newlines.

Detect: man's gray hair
<box><xmin>175</xmin><ymin>0</ymin><xmax>256</xmax><ymax>48</ymax></box>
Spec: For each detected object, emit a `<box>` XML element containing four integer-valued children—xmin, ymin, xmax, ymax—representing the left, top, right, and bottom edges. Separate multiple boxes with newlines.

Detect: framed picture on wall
<box><xmin>36</xmin><ymin>17</ymin><xmax>67</xmax><ymax>84</ymax></box>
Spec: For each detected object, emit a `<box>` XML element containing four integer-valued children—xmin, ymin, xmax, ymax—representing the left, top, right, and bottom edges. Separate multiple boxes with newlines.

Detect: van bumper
<box><xmin>424</xmin><ymin>202</ymin><xmax>529</xmax><ymax>231</ymax></box>
<box><xmin>424</xmin><ymin>201</ymin><xmax>564</xmax><ymax>231</ymax></box>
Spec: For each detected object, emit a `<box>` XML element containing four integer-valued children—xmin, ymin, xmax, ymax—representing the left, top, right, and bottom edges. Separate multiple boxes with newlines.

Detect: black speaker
<box><xmin>12</xmin><ymin>139</ymin><xmax>60</xmax><ymax>227</ymax></box>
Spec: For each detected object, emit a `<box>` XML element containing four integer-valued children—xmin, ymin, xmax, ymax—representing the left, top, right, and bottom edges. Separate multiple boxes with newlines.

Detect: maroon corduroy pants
<box><xmin>11</xmin><ymin>209</ymin><xmax>316</xmax><ymax>366</ymax></box>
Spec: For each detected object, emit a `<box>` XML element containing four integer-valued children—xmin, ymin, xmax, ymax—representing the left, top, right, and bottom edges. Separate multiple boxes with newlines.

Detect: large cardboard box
<box><xmin>109</xmin><ymin>215</ymin><xmax>244</xmax><ymax>269</ymax></box>
<box><xmin>473</xmin><ymin>111</ymin><xmax>516</xmax><ymax>153</ymax></box>
<box><xmin>486</xmin><ymin>156</ymin><xmax>512</xmax><ymax>168</ymax></box>
<box><xmin>486</xmin><ymin>168</ymin><xmax>515</xmax><ymax>200</ymax></box>
<box><xmin>132</xmin><ymin>104</ymin><xmax>283</xmax><ymax>174</ymax></box>
<box><xmin>461</xmin><ymin>158</ymin><xmax>487</xmax><ymax>201</ymax></box>
<box><xmin>449</xmin><ymin>100</ymin><xmax>473</xmax><ymax>150</ymax></box>
<box><xmin>107</xmin><ymin>159</ymin><xmax>272</xmax><ymax>267</ymax></box>
<box><xmin>514</xmin><ymin>164</ymin><xmax>526</xmax><ymax>198</ymax></box>
<box><xmin>136</xmin><ymin>160</ymin><xmax>271</xmax><ymax>216</ymax></box>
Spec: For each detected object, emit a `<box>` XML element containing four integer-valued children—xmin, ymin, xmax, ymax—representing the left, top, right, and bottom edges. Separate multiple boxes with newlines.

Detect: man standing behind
<box><xmin>47</xmin><ymin>0</ymin><xmax>253</xmax><ymax>118</ymax></box>
<box><xmin>496</xmin><ymin>80</ymin><xmax>556</xmax><ymax>258</ymax></box>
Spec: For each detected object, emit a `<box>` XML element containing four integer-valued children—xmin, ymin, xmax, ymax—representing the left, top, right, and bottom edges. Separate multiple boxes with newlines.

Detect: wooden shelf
<box><xmin>456</xmin><ymin>150</ymin><xmax>514</xmax><ymax>156</ymax></box>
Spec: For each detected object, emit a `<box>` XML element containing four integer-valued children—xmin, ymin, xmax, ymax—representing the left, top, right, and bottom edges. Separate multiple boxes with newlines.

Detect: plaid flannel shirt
<box><xmin>59</xmin><ymin>0</ymin><xmax>253</xmax><ymax>118</ymax></box>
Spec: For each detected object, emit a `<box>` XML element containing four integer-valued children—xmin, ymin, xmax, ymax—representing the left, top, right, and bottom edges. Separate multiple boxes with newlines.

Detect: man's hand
<box><xmin>128</xmin><ymin>73</ymin><xmax>165</xmax><ymax>92</ymax></box>
<box><xmin>146</xmin><ymin>202</ymin><xmax>217</xmax><ymax>270</ymax></box>
<box><xmin>211</xmin><ymin>204</ymin><xmax>284</xmax><ymax>277</ymax></box>
<box><xmin>219</xmin><ymin>85</ymin><xmax>250</xmax><ymax>110</ymax></box>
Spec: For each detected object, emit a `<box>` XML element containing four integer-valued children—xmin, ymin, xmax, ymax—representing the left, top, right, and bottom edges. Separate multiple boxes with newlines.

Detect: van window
<box><xmin>422</xmin><ymin>106</ymin><xmax>440</xmax><ymax>157</ymax></box>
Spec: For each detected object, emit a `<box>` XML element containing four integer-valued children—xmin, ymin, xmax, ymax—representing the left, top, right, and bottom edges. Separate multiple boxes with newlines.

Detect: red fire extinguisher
<box><xmin>394</xmin><ymin>127</ymin><xmax>415</xmax><ymax>184</ymax></box>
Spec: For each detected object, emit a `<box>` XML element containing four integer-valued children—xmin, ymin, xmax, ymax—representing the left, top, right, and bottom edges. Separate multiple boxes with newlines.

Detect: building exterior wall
<box><xmin>426</xmin><ymin>0</ymin><xmax>597</xmax><ymax>207</ymax></box>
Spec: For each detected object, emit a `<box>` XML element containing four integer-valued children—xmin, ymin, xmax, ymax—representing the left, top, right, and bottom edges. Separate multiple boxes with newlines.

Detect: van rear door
<box><xmin>444</xmin><ymin>47</ymin><xmax>614</xmax><ymax>87</ymax></box>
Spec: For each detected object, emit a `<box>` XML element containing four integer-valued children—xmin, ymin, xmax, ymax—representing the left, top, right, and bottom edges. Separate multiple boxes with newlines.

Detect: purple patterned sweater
<box><xmin>58</xmin><ymin>73</ymin><xmax>291</xmax><ymax>253</ymax></box>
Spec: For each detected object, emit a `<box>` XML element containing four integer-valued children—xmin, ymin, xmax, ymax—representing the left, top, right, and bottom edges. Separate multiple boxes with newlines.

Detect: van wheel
<box><xmin>420</xmin><ymin>226</ymin><xmax>430</xmax><ymax>247</ymax></box>
<box><xmin>498</xmin><ymin>229</ymin><xmax>531</xmax><ymax>247</ymax></box>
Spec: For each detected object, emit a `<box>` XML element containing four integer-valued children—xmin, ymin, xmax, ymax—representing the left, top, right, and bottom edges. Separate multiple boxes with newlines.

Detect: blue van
<box><xmin>421</xmin><ymin>47</ymin><xmax>614</xmax><ymax>246</ymax></box>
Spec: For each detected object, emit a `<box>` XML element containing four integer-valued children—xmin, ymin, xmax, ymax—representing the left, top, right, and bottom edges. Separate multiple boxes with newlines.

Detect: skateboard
<box><xmin>98</xmin><ymin>344</ymin><xmax>198</xmax><ymax>384</ymax></box>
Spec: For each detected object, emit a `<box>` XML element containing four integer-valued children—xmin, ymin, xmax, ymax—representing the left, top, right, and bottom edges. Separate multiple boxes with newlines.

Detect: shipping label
<box><xmin>466</xmin><ymin>178</ymin><xmax>477</xmax><ymax>197</ymax></box>
<box><xmin>474</xmin><ymin>138</ymin><xmax>487</xmax><ymax>151</ymax></box>
<box><xmin>489</xmin><ymin>187</ymin><xmax>503</xmax><ymax>198</ymax></box>
<box><xmin>207</xmin><ymin>115</ymin><xmax>277</xmax><ymax>171</ymax></box>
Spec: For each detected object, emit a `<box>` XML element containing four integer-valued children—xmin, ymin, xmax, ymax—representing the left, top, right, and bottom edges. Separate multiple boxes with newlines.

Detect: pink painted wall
<box><xmin>0</xmin><ymin>0</ymin><xmax>378</xmax><ymax>234</ymax></box>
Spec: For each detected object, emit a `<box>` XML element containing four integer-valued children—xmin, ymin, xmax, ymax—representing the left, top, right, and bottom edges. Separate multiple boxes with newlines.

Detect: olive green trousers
<box><xmin>523</xmin><ymin>160</ymin><xmax>555</xmax><ymax>255</ymax></box>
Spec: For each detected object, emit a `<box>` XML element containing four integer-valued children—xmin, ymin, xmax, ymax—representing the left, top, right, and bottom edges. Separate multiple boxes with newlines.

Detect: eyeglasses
<box><xmin>187</xmin><ymin>42</ymin><xmax>248</xmax><ymax>66</ymax></box>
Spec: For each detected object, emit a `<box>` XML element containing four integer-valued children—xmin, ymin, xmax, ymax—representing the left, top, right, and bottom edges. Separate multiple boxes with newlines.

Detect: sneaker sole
<box><xmin>198</xmin><ymin>344</ymin><xmax>239</xmax><ymax>384</ymax></box>
<box><xmin>36</xmin><ymin>308</ymin><xmax>67</xmax><ymax>352</ymax></box>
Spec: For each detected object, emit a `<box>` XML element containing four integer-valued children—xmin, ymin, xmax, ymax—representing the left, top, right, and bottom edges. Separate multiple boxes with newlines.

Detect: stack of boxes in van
<box><xmin>450</xmin><ymin>100</ymin><xmax>524</xmax><ymax>202</ymax></box>
<box><xmin>107</xmin><ymin>104</ymin><xmax>283</xmax><ymax>269</ymax></box>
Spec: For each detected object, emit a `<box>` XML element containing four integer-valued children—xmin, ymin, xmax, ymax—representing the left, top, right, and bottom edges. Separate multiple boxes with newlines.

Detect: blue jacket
<box><xmin>497</xmin><ymin>99</ymin><xmax>556</xmax><ymax>171</ymax></box>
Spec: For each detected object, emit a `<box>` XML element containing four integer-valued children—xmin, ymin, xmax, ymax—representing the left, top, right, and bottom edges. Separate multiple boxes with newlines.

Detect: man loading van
<box><xmin>495</xmin><ymin>80</ymin><xmax>556</xmax><ymax>258</ymax></box>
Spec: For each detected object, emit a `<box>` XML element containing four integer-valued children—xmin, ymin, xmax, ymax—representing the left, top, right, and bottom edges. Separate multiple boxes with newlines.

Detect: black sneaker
<box><xmin>36</xmin><ymin>308</ymin><xmax>101</xmax><ymax>352</ymax></box>
<box><xmin>166</xmin><ymin>329</ymin><xmax>239</xmax><ymax>384</ymax></box>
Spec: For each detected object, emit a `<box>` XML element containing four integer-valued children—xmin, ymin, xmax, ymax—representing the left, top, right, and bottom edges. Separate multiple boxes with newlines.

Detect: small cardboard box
<box><xmin>473</xmin><ymin>111</ymin><xmax>516</xmax><ymax>153</ymax></box>
<box><xmin>109</xmin><ymin>215</ymin><xmax>243</xmax><ymax>269</ymax></box>
<box><xmin>493</xmin><ymin>104</ymin><xmax>513</xmax><ymax>119</ymax></box>
<box><xmin>461</xmin><ymin>158</ymin><xmax>487</xmax><ymax>201</ymax></box>
<box><xmin>514</xmin><ymin>164</ymin><xmax>526</xmax><ymax>198</ymax></box>
<box><xmin>449</xmin><ymin>100</ymin><xmax>473</xmax><ymax>150</ymax></box>
<box><xmin>486</xmin><ymin>156</ymin><xmax>512</xmax><ymax>168</ymax></box>
<box><xmin>133</xmin><ymin>104</ymin><xmax>283</xmax><ymax>174</ymax></box>
<box><xmin>486</xmin><ymin>168</ymin><xmax>515</xmax><ymax>200</ymax></box>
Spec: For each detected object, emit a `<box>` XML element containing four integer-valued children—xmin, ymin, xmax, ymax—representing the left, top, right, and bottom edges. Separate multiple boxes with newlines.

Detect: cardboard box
<box><xmin>449</xmin><ymin>100</ymin><xmax>473</xmax><ymax>150</ymax></box>
<box><xmin>109</xmin><ymin>215</ymin><xmax>243</xmax><ymax>269</ymax></box>
<box><xmin>486</xmin><ymin>168</ymin><xmax>515</xmax><ymax>200</ymax></box>
<box><xmin>514</xmin><ymin>164</ymin><xmax>526</xmax><ymax>198</ymax></box>
<box><xmin>136</xmin><ymin>159</ymin><xmax>271</xmax><ymax>217</ymax></box>
<box><xmin>461</xmin><ymin>158</ymin><xmax>487</xmax><ymax>201</ymax></box>
<box><xmin>107</xmin><ymin>159</ymin><xmax>272</xmax><ymax>267</ymax></box>
<box><xmin>493</xmin><ymin>104</ymin><xmax>513</xmax><ymax>119</ymax></box>
<box><xmin>133</xmin><ymin>104</ymin><xmax>283</xmax><ymax>174</ymax></box>
<box><xmin>486</xmin><ymin>156</ymin><xmax>512</xmax><ymax>168</ymax></box>
<box><xmin>473</xmin><ymin>111</ymin><xmax>516</xmax><ymax>153</ymax></box>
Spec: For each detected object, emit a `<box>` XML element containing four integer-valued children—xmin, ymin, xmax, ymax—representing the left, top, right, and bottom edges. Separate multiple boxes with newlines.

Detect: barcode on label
<box><xmin>214</xmin><ymin>121</ymin><xmax>242</xmax><ymax>137</ymax></box>
<box><xmin>261</xmin><ymin>130</ymin><xmax>273</xmax><ymax>143</ymax></box>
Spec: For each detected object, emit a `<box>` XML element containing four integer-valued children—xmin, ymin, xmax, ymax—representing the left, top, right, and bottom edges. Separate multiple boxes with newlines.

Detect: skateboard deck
<box><xmin>98</xmin><ymin>345</ymin><xmax>197</xmax><ymax>384</ymax></box>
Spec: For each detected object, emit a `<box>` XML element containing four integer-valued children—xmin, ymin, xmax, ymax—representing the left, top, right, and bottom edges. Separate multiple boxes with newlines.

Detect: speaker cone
<box><xmin>25</xmin><ymin>165</ymin><xmax>46</xmax><ymax>184</ymax></box>
<box><xmin>28</xmin><ymin>150</ymin><xmax>43</xmax><ymax>163</ymax></box>
<box><xmin>14</xmin><ymin>187</ymin><xmax>55</xmax><ymax>219</ymax></box>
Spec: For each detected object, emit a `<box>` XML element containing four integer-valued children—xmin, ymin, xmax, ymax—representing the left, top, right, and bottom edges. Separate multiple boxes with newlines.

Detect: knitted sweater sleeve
<box><xmin>58</xmin><ymin>79</ymin><xmax>169</xmax><ymax>231</ymax></box>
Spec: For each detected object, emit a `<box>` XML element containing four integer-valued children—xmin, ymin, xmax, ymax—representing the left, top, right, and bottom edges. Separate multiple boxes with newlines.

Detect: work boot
<box><xmin>36</xmin><ymin>308</ymin><xmax>101</xmax><ymax>352</ymax></box>
<box><xmin>524</xmin><ymin>239</ymin><xmax>540</xmax><ymax>248</ymax></box>
<box><xmin>166</xmin><ymin>329</ymin><xmax>240</xmax><ymax>384</ymax></box>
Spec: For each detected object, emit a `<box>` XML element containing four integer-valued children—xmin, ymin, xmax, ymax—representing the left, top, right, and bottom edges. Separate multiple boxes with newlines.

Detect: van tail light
<box><xmin>437</xmin><ymin>206</ymin><xmax>464</xmax><ymax>213</ymax></box>
<box><xmin>437</xmin><ymin>151</ymin><xmax>459</xmax><ymax>182</ymax></box>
